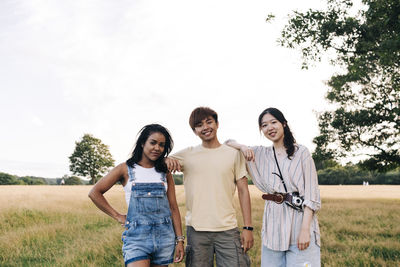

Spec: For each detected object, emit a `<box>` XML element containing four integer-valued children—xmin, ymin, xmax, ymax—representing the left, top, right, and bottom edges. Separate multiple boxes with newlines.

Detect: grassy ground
<box><xmin>0</xmin><ymin>185</ymin><xmax>399</xmax><ymax>266</ymax></box>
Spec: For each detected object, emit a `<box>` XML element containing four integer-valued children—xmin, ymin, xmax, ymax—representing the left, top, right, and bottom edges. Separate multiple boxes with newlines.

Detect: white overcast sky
<box><xmin>0</xmin><ymin>0</ymin><xmax>340</xmax><ymax>178</ymax></box>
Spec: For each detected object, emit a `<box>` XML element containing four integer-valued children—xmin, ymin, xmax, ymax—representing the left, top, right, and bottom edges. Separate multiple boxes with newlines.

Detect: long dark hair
<box><xmin>258</xmin><ymin>108</ymin><xmax>297</xmax><ymax>159</ymax></box>
<box><xmin>126</xmin><ymin>124</ymin><xmax>173</xmax><ymax>173</ymax></box>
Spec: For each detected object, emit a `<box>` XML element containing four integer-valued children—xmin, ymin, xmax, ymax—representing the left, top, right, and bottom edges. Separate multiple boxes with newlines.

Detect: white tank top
<box><xmin>123</xmin><ymin>164</ymin><xmax>167</xmax><ymax>206</ymax></box>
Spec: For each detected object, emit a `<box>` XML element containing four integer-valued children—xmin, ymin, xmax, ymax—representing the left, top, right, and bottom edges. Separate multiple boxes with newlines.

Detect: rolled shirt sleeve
<box><xmin>301</xmin><ymin>147</ymin><xmax>321</xmax><ymax>212</ymax></box>
<box><xmin>234</xmin><ymin>149</ymin><xmax>249</xmax><ymax>181</ymax></box>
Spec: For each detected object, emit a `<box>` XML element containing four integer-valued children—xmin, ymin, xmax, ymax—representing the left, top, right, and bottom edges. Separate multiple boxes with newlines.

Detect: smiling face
<box><xmin>193</xmin><ymin>116</ymin><xmax>219</xmax><ymax>142</ymax></box>
<box><xmin>260</xmin><ymin>113</ymin><xmax>285</xmax><ymax>144</ymax></box>
<box><xmin>141</xmin><ymin>132</ymin><xmax>166</xmax><ymax>163</ymax></box>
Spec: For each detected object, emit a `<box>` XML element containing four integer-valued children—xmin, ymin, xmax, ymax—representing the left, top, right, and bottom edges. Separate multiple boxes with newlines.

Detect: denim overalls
<box><xmin>122</xmin><ymin>165</ymin><xmax>175</xmax><ymax>266</ymax></box>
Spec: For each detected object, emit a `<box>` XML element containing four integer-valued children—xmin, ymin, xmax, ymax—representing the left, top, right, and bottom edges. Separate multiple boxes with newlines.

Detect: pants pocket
<box><xmin>234</xmin><ymin>239</ymin><xmax>251</xmax><ymax>267</ymax></box>
<box><xmin>185</xmin><ymin>245</ymin><xmax>192</xmax><ymax>266</ymax></box>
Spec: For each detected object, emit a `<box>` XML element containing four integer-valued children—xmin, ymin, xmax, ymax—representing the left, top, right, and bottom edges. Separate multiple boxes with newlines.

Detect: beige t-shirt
<box><xmin>171</xmin><ymin>144</ymin><xmax>248</xmax><ymax>231</ymax></box>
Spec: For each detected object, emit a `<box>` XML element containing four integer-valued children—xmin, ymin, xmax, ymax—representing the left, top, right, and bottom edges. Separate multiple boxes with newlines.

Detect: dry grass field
<box><xmin>0</xmin><ymin>185</ymin><xmax>399</xmax><ymax>266</ymax></box>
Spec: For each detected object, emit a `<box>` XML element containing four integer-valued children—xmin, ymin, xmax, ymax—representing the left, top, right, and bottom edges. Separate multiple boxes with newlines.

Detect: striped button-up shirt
<box><xmin>247</xmin><ymin>144</ymin><xmax>321</xmax><ymax>251</ymax></box>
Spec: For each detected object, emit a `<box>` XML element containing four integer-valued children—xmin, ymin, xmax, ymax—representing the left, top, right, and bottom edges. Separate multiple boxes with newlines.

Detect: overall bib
<box><xmin>122</xmin><ymin>165</ymin><xmax>175</xmax><ymax>266</ymax></box>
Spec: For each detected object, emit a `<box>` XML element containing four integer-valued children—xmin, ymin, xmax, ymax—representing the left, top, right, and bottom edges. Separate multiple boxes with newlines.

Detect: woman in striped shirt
<box><xmin>226</xmin><ymin>107</ymin><xmax>321</xmax><ymax>267</ymax></box>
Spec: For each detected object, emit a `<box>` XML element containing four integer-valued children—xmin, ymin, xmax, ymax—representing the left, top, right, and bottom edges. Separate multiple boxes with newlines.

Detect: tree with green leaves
<box><xmin>64</xmin><ymin>175</ymin><xmax>83</xmax><ymax>185</ymax></box>
<box><xmin>69</xmin><ymin>134</ymin><xmax>115</xmax><ymax>184</ymax></box>
<box><xmin>0</xmin><ymin>172</ymin><xmax>20</xmax><ymax>185</ymax></box>
<box><xmin>19</xmin><ymin>176</ymin><xmax>46</xmax><ymax>185</ymax></box>
<box><xmin>280</xmin><ymin>0</ymin><xmax>400</xmax><ymax>171</ymax></box>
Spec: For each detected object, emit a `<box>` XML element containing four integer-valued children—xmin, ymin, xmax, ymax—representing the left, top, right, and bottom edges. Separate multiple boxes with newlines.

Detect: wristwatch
<box><xmin>242</xmin><ymin>226</ymin><xmax>254</xmax><ymax>231</ymax></box>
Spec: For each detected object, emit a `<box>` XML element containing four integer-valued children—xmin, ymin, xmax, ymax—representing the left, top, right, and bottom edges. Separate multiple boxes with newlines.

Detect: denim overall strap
<box><xmin>127</xmin><ymin>164</ymin><xmax>136</xmax><ymax>182</ymax></box>
<box><xmin>161</xmin><ymin>172</ymin><xmax>167</xmax><ymax>183</ymax></box>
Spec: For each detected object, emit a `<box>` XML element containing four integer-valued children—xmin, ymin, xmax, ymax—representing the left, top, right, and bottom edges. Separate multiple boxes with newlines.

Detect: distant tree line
<box><xmin>0</xmin><ymin>172</ymin><xmax>86</xmax><ymax>185</ymax></box>
<box><xmin>313</xmin><ymin>153</ymin><xmax>400</xmax><ymax>185</ymax></box>
<box><xmin>1</xmin><ymin>167</ymin><xmax>399</xmax><ymax>186</ymax></box>
<box><xmin>0</xmin><ymin>172</ymin><xmax>46</xmax><ymax>185</ymax></box>
<box><xmin>316</xmin><ymin>164</ymin><xmax>400</xmax><ymax>185</ymax></box>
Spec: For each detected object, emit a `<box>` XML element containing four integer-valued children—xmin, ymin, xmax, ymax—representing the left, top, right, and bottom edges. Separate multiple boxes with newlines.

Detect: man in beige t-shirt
<box><xmin>167</xmin><ymin>107</ymin><xmax>253</xmax><ymax>267</ymax></box>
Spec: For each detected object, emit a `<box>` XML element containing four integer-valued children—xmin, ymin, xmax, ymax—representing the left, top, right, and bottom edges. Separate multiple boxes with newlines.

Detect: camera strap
<box><xmin>272</xmin><ymin>146</ymin><xmax>288</xmax><ymax>193</ymax></box>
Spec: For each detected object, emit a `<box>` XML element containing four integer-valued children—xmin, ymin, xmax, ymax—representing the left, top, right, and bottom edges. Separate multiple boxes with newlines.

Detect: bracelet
<box><xmin>175</xmin><ymin>235</ymin><xmax>185</xmax><ymax>244</ymax></box>
<box><xmin>242</xmin><ymin>226</ymin><xmax>254</xmax><ymax>231</ymax></box>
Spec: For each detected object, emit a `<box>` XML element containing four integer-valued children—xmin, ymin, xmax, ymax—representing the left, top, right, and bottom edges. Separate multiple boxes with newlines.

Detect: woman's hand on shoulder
<box><xmin>240</xmin><ymin>146</ymin><xmax>255</xmax><ymax>162</ymax></box>
<box><xmin>225</xmin><ymin>139</ymin><xmax>255</xmax><ymax>161</ymax></box>
<box><xmin>174</xmin><ymin>241</ymin><xmax>185</xmax><ymax>262</ymax></box>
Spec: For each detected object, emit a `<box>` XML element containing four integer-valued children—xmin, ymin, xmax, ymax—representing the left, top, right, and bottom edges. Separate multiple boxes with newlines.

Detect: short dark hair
<box><xmin>126</xmin><ymin>124</ymin><xmax>173</xmax><ymax>173</ymax></box>
<box><xmin>258</xmin><ymin>107</ymin><xmax>297</xmax><ymax>159</ymax></box>
<box><xmin>189</xmin><ymin>107</ymin><xmax>218</xmax><ymax>130</ymax></box>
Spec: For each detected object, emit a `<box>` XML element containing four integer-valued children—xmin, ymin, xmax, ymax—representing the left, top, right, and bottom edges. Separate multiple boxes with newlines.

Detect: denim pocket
<box><xmin>133</xmin><ymin>189</ymin><xmax>164</xmax><ymax>214</ymax></box>
<box><xmin>121</xmin><ymin>229</ymin><xmax>127</xmax><ymax>242</ymax></box>
<box><xmin>122</xmin><ymin>223</ymin><xmax>139</xmax><ymax>242</ymax></box>
<box><xmin>124</xmin><ymin>220</ymin><xmax>138</xmax><ymax>235</ymax></box>
<box><xmin>157</xmin><ymin>220</ymin><xmax>175</xmax><ymax>244</ymax></box>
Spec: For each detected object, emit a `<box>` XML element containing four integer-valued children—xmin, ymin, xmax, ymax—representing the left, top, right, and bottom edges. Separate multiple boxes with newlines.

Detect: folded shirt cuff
<box><xmin>302</xmin><ymin>199</ymin><xmax>321</xmax><ymax>212</ymax></box>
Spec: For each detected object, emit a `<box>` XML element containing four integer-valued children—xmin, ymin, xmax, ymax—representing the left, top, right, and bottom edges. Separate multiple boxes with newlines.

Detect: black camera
<box><xmin>285</xmin><ymin>192</ymin><xmax>304</xmax><ymax>211</ymax></box>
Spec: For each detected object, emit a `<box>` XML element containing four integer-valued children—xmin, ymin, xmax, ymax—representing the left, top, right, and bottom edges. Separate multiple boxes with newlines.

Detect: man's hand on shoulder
<box><xmin>165</xmin><ymin>157</ymin><xmax>181</xmax><ymax>173</ymax></box>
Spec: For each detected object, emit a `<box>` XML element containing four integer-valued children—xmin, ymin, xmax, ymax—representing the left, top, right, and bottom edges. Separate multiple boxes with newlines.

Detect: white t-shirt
<box><xmin>123</xmin><ymin>164</ymin><xmax>167</xmax><ymax>207</ymax></box>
